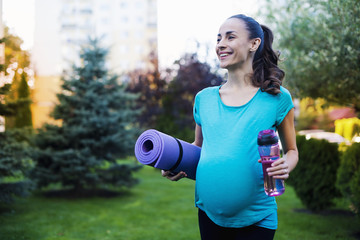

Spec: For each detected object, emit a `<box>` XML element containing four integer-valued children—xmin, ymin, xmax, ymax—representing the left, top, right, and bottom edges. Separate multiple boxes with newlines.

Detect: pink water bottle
<box><xmin>257</xmin><ymin>129</ymin><xmax>285</xmax><ymax>196</ymax></box>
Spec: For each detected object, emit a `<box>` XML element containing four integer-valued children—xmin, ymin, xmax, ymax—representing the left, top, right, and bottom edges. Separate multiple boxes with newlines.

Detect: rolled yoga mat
<box><xmin>134</xmin><ymin>129</ymin><xmax>201</xmax><ymax>180</ymax></box>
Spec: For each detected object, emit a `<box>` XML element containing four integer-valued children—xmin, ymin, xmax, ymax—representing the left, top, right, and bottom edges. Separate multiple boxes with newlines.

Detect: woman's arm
<box><xmin>193</xmin><ymin>123</ymin><xmax>203</xmax><ymax>147</ymax></box>
<box><xmin>267</xmin><ymin>108</ymin><xmax>299</xmax><ymax>179</ymax></box>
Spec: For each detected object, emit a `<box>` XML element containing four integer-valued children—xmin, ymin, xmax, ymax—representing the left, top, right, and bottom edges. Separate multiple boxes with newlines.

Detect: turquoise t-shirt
<box><xmin>193</xmin><ymin>85</ymin><xmax>294</xmax><ymax>230</ymax></box>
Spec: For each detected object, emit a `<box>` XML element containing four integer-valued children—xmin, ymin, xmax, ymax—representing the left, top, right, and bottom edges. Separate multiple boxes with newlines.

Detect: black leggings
<box><xmin>198</xmin><ymin>209</ymin><xmax>276</xmax><ymax>240</ymax></box>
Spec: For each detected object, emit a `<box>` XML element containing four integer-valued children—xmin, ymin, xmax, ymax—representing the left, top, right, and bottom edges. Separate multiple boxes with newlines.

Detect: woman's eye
<box><xmin>228</xmin><ymin>36</ymin><xmax>234</xmax><ymax>40</ymax></box>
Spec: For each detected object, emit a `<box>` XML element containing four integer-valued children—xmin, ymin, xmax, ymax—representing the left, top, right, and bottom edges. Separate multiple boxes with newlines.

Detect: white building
<box><xmin>31</xmin><ymin>0</ymin><xmax>157</xmax><ymax>128</ymax></box>
<box><xmin>33</xmin><ymin>0</ymin><xmax>157</xmax><ymax>76</ymax></box>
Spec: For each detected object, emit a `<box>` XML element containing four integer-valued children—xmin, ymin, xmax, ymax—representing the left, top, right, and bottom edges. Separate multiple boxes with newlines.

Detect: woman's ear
<box><xmin>250</xmin><ymin>38</ymin><xmax>261</xmax><ymax>52</ymax></box>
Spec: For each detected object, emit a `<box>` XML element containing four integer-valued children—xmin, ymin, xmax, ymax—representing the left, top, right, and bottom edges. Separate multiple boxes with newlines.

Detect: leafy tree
<box><xmin>3</xmin><ymin>26</ymin><xmax>32</xmax><ymax>129</ymax></box>
<box><xmin>30</xmin><ymin>39</ymin><xmax>141</xmax><ymax>192</ymax></box>
<box><xmin>0</xmin><ymin>84</ymin><xmax>15</xmax><ymax>116</ymax></box>
<box><xmin>261</xmin><ymin>0</ymin><xmax>360</xmax><ymax>112</ymax></box>
<box><xmin>3</xmin><ymin>26</ymin><xmax>30</xmax><ymax>71</ymax></box>
<box><xmin>156</xmin><ymin>53</ymin><xmax>224</xmax><ymax>142</ymax></box>
<box><xmin>126</xmin><ymin>55</ymin><xmax>167</xmax><ymax>129</ymax></box>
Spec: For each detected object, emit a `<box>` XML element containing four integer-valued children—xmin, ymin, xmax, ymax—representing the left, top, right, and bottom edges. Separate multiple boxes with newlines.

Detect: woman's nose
<box><xmin>217</xmin><ymin>44</ymin><xmax>226</xmax><ymax>51</ymax></box>
<box><xmin>217</xmin><ymin>39</ymin><xmax>226</xmax><ymax>49</ymax></box>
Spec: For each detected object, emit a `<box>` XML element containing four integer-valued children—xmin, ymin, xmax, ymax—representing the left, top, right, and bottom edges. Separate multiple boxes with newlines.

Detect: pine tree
<box><xmin>4</xmin><ymin>71</ymin><xmax>19</xmax><ymax>129</ymax></box>
<box><xmin>15</xmin><ymin>72</ymin><xmax>33</xmax><ymax>128</ymax></box>
<box><xmin>30</xmin><ymin>39</ymin><xmax>141</xmax><ymax>192</ymax></box>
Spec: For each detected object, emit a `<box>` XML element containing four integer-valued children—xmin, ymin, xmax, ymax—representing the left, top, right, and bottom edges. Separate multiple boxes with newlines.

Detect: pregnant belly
<box><xmin>195</xmin><ymin>160</ymin><xmax>261</xmax><ymax>217</ymax></box>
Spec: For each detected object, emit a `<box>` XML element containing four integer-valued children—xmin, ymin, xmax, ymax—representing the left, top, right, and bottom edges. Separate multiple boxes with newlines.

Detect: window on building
<box><xmin>120</xmin><ymin>1</ymin><xmax>128</xmax><ymax>8</ymax></box>
<box><xmin>135</xmin><ymin>45</ymin><xmax>144</xmax><ymax>54</ymax></box>
<box><xmin>135</xmin><ymin>31</ymin><xmax>144</xmax><ymax>39</ymax></box>
<box><xmin>120</xmin><ymin>60</ymin><xmax>130</xmax><ymax>70</ymax></box>
<box><xmin>119</xmin><ymin>45</ymin><xmax>129</xmax><ymax>54</ymax></box>
<box><xmin>120</xmin><ymin>31</ymin><xmax>129</xmax><ymax>39</ymax></box>
<box><xmin>121</xmin><ymin>16</ymin><xmax>129</xmax><ymax>23</ymax></box>
<box><xmin>135</xmin><ymin>1</ymin><xmax>144</xmax><ymax>9</ymax></box>
<box><xmin>136</xmin><ymin>16</ymin><xmax>144</xmax><ymax>24</ymax></box>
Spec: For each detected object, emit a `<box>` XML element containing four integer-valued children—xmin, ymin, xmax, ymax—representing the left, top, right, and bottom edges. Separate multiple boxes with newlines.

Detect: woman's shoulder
<box><xmin>278</xmin><ymin>86</ymin><xmax>293</xmax><ymax>102</ymax></box>
<box><xmin>279</xmin><ymin>86</ymin><xmax>291</xmax><ymax>96</ymax></box>
<box><xmin>195</xmin><ymin>85</ymin><xmax>220</xmax><ymax>98</ymax></box>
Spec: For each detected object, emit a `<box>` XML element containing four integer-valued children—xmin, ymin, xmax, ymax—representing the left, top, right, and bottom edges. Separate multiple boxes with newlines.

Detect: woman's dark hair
<box><xmin>229</xmin><ymin>14</ymin><xmax>284</xmax><ymax>95</ymax></box>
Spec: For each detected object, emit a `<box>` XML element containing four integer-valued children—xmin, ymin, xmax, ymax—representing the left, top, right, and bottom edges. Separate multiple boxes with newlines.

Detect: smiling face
<box><xmin>216</xmin><ymin>18</ymin><xmax>260</xmax><ymax>70</ymax></box>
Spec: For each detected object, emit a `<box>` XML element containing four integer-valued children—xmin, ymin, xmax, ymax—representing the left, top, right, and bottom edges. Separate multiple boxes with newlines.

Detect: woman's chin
<box><xmin>219</xmin><ymin>62</ymin><xmax>229</xmax><ymax>69</ymax></box>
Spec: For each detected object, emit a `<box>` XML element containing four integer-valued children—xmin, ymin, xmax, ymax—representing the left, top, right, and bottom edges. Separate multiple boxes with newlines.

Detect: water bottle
<box><xmin>257</xmin><ymin>129</ymin><xmax>285</xmax><ymax>196</ymax></box>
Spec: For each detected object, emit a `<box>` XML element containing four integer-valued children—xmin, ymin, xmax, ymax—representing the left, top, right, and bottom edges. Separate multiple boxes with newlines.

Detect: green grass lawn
<box><xmin>1</xmin><ymin>165</ymin><xmax>359</xmax><ymax>240</ymax></box>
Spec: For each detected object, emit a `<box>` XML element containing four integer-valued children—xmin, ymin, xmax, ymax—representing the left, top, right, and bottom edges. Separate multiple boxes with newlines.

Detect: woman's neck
<box><xmin>223</xmin><ymin>63</ymin><xmax>255</xmax><ymax>90</ymax></box>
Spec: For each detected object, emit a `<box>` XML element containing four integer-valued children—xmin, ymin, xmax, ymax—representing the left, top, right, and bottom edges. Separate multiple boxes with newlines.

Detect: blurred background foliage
<box><xmin>0</xmin><ymin>25</ymin><xmax>33</xmax><ymax>203</ymax></box>
<box><xmin>260</xmin><ymin>0</ymin><xmax>360</xmax><ymax>112</ymax></box>
<box><xmin>0</xmin><ymin>0</ymin><xmax>359</xmax><ymax>231</ymax></box>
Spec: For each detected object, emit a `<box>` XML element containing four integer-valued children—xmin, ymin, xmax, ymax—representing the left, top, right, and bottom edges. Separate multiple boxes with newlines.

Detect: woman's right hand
<box><xmin>161</xmin><ymin>170</ymin><xmax>187</xmax><ymax>181</ymax></box>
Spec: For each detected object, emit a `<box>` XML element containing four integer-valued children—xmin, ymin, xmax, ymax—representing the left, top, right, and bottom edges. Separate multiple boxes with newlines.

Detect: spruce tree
<box><xmin>15</xmin><ymin>72</ymin><xmax>33</xmax><ymax>128</ymax></box>
<box><xmin>30</xmin><ymin>39</ymin><xmax>141</xmax><ymax>192</ymax></box>
<box><xmin>4</xmin><ymin>71</ymin><xmax>19</xmax><ymax>129</ymax></box>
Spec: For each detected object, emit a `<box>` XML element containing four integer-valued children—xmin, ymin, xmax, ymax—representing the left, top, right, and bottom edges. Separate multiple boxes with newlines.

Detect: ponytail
<box><xmin>252</xmin><ymin>25</ymin><xmax>284</xmax><ymax>95</ymax></box>
<box><xmin>228</xmin><ymin>15</ymin><xmax>284</xmax><ymax>95</ymax></box>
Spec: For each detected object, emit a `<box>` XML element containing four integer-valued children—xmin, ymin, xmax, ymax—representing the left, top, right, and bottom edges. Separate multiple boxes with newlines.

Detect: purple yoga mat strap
<box><xmin>134</xmin><ymin>129</ymin><xmax>201</xmax><ymax>180</ymax></box>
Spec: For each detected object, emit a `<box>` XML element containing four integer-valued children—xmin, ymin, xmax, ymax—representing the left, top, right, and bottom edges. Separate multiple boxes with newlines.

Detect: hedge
<box><xmin>337</xmin><ymin>143</ymin><xmax>360</xmax><ymax>216</ymax></box>
<box><xmin>287</xmin><ymin>135</ymin><xmax>341</xmax><ymax>212</ymax></box>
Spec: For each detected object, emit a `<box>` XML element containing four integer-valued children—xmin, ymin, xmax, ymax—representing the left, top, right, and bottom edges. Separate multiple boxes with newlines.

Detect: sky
<box><xmin>2</xmin><ymin>0</ymin><xmax>261</xmax><ymax>67</ymax></box>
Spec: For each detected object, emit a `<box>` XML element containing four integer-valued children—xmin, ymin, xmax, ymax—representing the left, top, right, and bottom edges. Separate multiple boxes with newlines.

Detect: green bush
<box><xmin>337</xmin><ymin>143</ymin><xmax>360</xmax><ymax>216</ymax></box>
<box><xmin>287</xmin><ymin>135</ymin><xmax>341</xmax><ymax>212</ymax></box>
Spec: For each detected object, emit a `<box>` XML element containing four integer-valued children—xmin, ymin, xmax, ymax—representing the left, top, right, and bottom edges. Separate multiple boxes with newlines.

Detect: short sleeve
<box><xmin>275</xmin><ymin>87</ymin><xmax>294</xmax><ymax>127</ymax></box>
<box><xmin>193</xmin><ymin>93</ymin><xmax>201</xmax><ymax>126</ymax></box>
